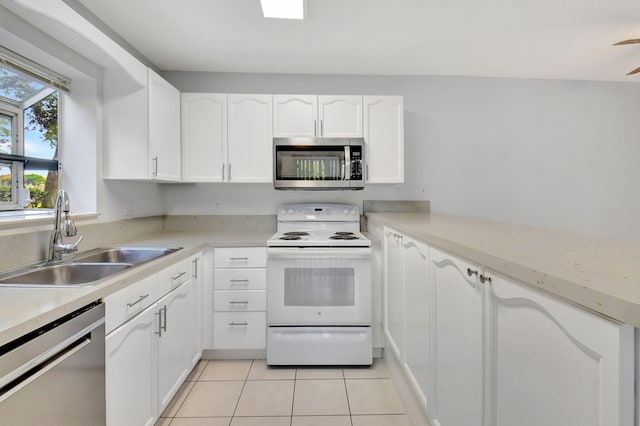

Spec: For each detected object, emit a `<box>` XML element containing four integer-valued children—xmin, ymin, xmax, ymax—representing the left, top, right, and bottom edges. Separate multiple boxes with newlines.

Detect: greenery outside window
<box><xmin>0</xmin><ymin>46</ymin><xmax>68</xmax><ymax>210</ymax></box>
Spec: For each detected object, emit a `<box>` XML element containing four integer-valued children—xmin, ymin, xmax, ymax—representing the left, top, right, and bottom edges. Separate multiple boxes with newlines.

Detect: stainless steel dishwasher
<box><xmin>0</xmin><ymin>301</ymin><xmax>105</xmax><ymax>425</ymax></box>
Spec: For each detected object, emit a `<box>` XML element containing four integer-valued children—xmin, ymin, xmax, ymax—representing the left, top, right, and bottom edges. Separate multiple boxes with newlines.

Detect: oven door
<box><xmin>267</xmin><ymin>247</ymin><xmax>371</xmax><ymax>325</ymax></box>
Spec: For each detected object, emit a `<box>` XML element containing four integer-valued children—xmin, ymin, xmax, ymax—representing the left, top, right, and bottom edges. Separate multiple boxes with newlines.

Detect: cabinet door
<box><xmin>383</xmin><ymin>227</ymin><xmax>404</xmax><ymax>360</ymax></box>
<box><xmin>364</xmin><ymin>96</ymin><xmax>404</xmax><ymax>183</ymax></box>
<box><xmin>430</xmin><ymin>247</ymin><xmax>483</xmax><ymax>426</ymax></box>
<box><xmin>227</xmin><ymin>94</ymin><xmax>273</xmax><ymax>182</ymax></box>
<box><xmin>181</xmin><ymin>93</ymin><xmax>226</xmax><ymax>182</ymax></box>
<box><xmin>157</xmin><ymin>280</ymin><xmax>195</xmax><ymax>412</ymax></box>
<box><xmin>189</xmin><ymin>252</ymin><xmax>203</xmax><ymax>366</ymax></box>
<box><xmin>318</xmin><ymin>95</ymin><xmax>363</xmax><ymax>137</ymax></box>
<box><xmin>148</xmin><ymin>69</ymin><xmax>181</xmax><ymax>181</ymax></box>
<box><xmin>106</xmin><ymin>304</ymin><xmax>157</xmax><ymax>426</ymax></box>
<box><xmin>487</xmin><ymin>271</ymin><xmax>634</xmax><ymax>426</ymax></box>
<box><xmin>402</xmin><ymin>236</ymin><xmax>430</xmax><ymax>410</ymax></box>
<box><xmin>273</xmin><ymin>94</ymin><xmax>317</xmax><ymax>137</ymax></box>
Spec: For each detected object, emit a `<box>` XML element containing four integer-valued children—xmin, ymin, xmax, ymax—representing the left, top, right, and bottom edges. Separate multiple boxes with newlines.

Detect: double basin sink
<box><xmin>0</xmin><ymin>247</ymin><xmax>182</xmax><ymax>287</ymax></box>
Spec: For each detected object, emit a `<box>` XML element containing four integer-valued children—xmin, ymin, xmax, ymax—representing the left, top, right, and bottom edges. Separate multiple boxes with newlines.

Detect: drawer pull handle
<box><xmin>229</xmin><ymin>257</ymin><xmax>249</xmax><ymax>261</ymax></box>
<box><xmin>229</xmin><ymin>301</ymin><xmax>249</xmax><ymax>304</ymax></box>
<box><xmin>171</xmin><ymin>271</ymin><xmax>186</xmax><ymax>280</ymax></box>
<box><xmin>479</xmin><ymin>274</ymin><xmax>492</xmax><ymax>284</ymax></box>
<box><xmin>127</xmin><ymin>294</ymin><xmax>149</xmax><ymax>307</ymax></box>
<box><xmin>467</xmin><ymin>268</ymin><xmax>478</xmax><ymax>277</ymax></box>
<box><xmin>229</xmin><ymin>322</ymin><xmax>248</xmax><ymax>326</ymax></box>
<box><xmin>229</xmin><ymin>279</ymin><xmax>250</xmax><ymax>284</ymax></box>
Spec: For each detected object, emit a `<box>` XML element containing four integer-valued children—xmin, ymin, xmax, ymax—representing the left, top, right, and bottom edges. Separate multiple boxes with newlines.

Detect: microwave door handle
<box><xmin>344</xmin><ymin>146</ymin><xmax>351</xmax><ymax>181</ymax></box>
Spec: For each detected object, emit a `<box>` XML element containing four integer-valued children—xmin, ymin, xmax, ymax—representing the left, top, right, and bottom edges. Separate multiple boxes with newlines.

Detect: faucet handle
<box><xmin>72</xmin><ymin>236</ymin><xmax>83</xmax><ymax>251</ymax></box>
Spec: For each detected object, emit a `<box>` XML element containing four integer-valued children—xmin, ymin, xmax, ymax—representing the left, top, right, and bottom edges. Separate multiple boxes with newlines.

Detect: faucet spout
<box><xmin>48</xmin><ymin>190</ymin><xmax>81</xmax><ymax>263</ymax></box>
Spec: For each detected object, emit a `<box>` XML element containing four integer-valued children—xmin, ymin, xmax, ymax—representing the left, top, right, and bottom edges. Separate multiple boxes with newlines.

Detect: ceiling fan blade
<box><xmin>626</xmin><ymin>66</ymin><xmax>640</xmax><ymax>75</ymax></box>
<box><xmin>614</xmin><ymin>39</ymin><xmax>640</xmax><ymax>46</ymax></box>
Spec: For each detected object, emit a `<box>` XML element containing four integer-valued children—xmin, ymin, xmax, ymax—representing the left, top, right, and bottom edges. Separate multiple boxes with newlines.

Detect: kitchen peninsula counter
<box><xmin>0</xmin><ymin>230</ymin><xmax>272</xmax><ymax>347</ymax></box>
<box><xmin>366</xmin><ymin>212</ymin><xmax>640</xmax><ymax>327</ymax></box>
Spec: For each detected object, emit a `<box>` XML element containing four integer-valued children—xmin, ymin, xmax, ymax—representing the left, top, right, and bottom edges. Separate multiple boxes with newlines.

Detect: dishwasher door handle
<box><xmin>0</xmin><ymin>317</ymin><xmax>103</xmax><ymax>403</ymax></box>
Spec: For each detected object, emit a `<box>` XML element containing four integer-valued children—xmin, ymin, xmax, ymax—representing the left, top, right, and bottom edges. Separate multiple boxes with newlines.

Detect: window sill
<box><xmin>0</xmin><ymin>211</ymin><xmax>99</xmax><ymax>232</ymax></box>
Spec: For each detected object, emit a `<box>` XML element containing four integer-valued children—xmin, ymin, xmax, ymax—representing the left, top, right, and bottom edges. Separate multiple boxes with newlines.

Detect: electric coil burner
<box><xmin>266</xmin><ymin>203</ymin><xmax>372</xmax><ymax>366</ymax></box>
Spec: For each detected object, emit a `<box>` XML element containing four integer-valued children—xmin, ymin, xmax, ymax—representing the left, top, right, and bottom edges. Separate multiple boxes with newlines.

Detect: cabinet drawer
<box><xmin>105</xmin><ymin>273</ymin><xmax>159</xmax><ymax>334</ymax></box>
<box><xmin>214</xmin><ymin>268</ymin><xmax>266</xmax><ymax>290</ymax></box>
<box><xmin>213</xmin><ymin>312</ymin><xmax>266</xmax><ymax>349</ymax></box>
<box><xmin>214</xmin><ymin>247</ymin><xmax>267</xmax><ymax>268</ymax></box>
<box><xmin>158</xmin><ymin>257</ymin><xmax>190</xmax><ymax>296</ymax></box>
<box><xmin>214</xmin><ymin>290</ymin><xmax>267</xmax><ymax>312</ymax></box>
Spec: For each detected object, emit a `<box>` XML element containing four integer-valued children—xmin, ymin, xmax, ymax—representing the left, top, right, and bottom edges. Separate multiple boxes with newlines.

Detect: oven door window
<box><xmin>284</xmin><ymin>267</ymin><xmax>355</xmax><ymax>306</ymax></box>
<box><xmin>275</xmin><ymin>146</ymin><xmax>346</xmax><ymax>181</ymax></box>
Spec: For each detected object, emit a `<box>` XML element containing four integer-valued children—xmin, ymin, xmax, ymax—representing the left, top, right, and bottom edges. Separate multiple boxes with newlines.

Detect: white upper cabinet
<box><xmin>273</xmin><ymin>95</ymin><xmax>317</xmax><ymax>137</ymax></box>
<box><xmin>273</xmin><ymin>95</ymin><xmax>363</xmax><ymax>138</ymax></box>
<box><xmin>103</xmin><ymin>68</ymin><xmax>181</xmax><ymax>181</ymax></box>
<box><xmin>181</xmin><ymin>93</ymin><xmax>227</xmax><ymax>182</ymax></box>
<box><xmin>364</xmin><ymin>96</ymin><xmax>404</xmax><ymax>183</ymax></box>
<box><xmin>227</xmin><ymin>94</ymin><xmax>273</xmax><ymax>183</ymax></box>
<box><xmin>148</xmin><ymin>69</ymin><xmax>181</xmax><ymax>181</ymax></box>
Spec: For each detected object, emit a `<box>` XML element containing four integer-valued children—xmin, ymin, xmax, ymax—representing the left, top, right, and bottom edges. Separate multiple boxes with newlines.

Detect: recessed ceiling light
<box><xmin>260</xmin><ymin>0</ymin><xmax>306</xmax><ymax>20</ymax></box>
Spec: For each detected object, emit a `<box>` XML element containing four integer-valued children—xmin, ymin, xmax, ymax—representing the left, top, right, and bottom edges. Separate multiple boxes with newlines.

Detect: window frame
<box><xmin>0</xmin><ymin>88</ymin><xmax>60</xmax><ymax>211</ymax></box>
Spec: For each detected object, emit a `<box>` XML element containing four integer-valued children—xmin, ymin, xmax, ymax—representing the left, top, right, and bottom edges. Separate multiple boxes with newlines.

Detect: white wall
<box><xmin>163</xmin><ymin>72</ymin><xmax>640</xmax><ymax>241</ymax></box>
<box><xmin>0</xmin><ymin>5</ymin><xmax>165</xmax><ymax>222</ymax></box>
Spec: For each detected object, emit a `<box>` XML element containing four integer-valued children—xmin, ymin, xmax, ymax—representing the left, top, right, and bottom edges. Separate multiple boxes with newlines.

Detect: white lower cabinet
<box><xmin>383</xmin><ymin>227</ymin><xmax>431</xmax><ymax>409</ymax></box>
<box><xmin>430</xmin><ymin>247</ymin><xmax>484</xmax><ymax>425</ymax></box>
<box><xmin>157</xmin><ymin>280</ymin><xmax>195</xmax><ymax>412</ymax></box>
<box><xmin>105</xmin><ymin>303</ymin><xmax>157</xmax><ymax>426</ymax></box>
<box><xmin>105</xmin><ymin>254</ymin><xmax>204</xmax><ymax>426</ymax></box>
<box><xmin>213</xmin><ymin>247</ymin><xmax>268</xmax><ymax>350</ymax></box>
<box><xmin>487</xmin><ymin>271</ymin><xmax>634</xmax><ymax>426</ymax></box>
<box><xmin>380</xmin><ymin>233</ymin><xmax>634</xmax><ymax>426</ymax></box>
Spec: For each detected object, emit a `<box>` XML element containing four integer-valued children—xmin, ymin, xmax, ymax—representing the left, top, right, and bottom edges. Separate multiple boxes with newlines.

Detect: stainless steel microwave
<box><xmin>273</xmin><ymin>137</ymin><xmax>364</xmax><ymax>190</ymax></box>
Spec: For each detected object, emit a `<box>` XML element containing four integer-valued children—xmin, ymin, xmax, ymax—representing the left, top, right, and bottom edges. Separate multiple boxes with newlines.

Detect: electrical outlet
<box><xmin>125</xmin><ymin>199</ymin><xmax>134</xmax><ymax>216</ymax></box>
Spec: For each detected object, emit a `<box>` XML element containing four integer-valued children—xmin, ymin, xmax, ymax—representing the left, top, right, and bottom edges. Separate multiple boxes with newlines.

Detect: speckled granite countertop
<box><xmin>366</xmin><ymin>212</ymin><xmax>640</xmax><ymax>327</ymax></box>
<box><xmin>0</xmin><ymin>231</ymin><xmax>272</xmax><ymax>346</ymax></box>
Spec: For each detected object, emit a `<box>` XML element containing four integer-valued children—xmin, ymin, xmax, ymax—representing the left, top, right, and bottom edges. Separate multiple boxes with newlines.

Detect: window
<box><xmin>0</xmin><ymin>46</ymin><xmax>69</xmax><ymax>210</ymax></box>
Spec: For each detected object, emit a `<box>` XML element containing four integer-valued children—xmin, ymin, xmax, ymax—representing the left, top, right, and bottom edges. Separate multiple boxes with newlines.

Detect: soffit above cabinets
<box><xmin>72</xmin><ymin>0</ymin><xmax>640</xmax><ymax>82</ymax></box>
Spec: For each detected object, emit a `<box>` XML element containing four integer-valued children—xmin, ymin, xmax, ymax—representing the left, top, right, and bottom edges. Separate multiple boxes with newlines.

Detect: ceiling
<box><xmin>74</xmin><ymin>0</ymin><xmax>640</xmax><ymax>82</ymax></box>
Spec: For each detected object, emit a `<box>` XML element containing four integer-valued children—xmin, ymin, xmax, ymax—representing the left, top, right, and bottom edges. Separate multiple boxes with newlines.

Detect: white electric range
<box><xmin>266</xmin><ymin>203</ymin><xmax>373</xmax><ymax>366</ymax></box>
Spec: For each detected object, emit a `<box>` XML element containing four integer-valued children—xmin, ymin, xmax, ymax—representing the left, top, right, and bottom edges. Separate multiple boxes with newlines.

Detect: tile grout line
<box><xmin>229</xmin><ymin>359</ymin><xmax>253</xmax><ymax>423</ymax></box>
<box><xmin>289</xmin><ymin>365</ymin><xmax>298</xmax><ymax>426</ymax></box>
<box><xmin>163</xmin><ymin>360</ymin><xmax>207</xmax><ymax>422</ymax></box>
<box><xmin>341</xmin><ymin>368</ymin><xmax>355</xmax><ymax>426</ymax></box>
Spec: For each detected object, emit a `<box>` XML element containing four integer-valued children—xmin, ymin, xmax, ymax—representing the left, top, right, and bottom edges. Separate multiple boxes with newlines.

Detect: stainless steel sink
<box><xmin>0</xmin><ymin>263</ymin><xmax>133</xmax><ymax>287</ymax></box>
<box><xmin>0</xmin><ymin>246</ymin><xmax>182</xmax><ymax>287</ymax></box>
<box><xmin>74</xmin><ymin>247</ymin><xmax>182</xmax><ymax>265</ymax></box>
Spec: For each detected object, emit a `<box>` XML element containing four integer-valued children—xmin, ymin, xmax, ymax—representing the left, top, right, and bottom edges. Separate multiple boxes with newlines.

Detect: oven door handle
<box><xmin>267</xmin><ymin>247</ymin><xmax>372</xmax><ymax>259</ymax></box>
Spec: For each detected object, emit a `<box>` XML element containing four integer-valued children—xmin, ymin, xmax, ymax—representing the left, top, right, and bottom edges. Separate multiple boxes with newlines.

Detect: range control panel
<box><xmin>277</xmin><ymin>203</ymin><xmax>360</xmax><ymax>222</ymax></box>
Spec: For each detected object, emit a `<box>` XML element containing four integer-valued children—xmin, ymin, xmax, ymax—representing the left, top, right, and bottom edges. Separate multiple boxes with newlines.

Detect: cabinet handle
<box><xmin>192</xmin><ymin>258</ymin><xmax>199</xmax><ymax>279</ymax></box>
<box><xmin>162</xmin><ymin>305</ymin><xmax>168</xmax><ymax>332</ymax></box>
<box><xmin>467</xmin><ymin>268</ymin><xmax>478</xmax><ymax>277</ymax></box>
<box><xmin>229</xmin><ymin>279</ymin><xmax>250</xmax><ymax>284</ymax></box>
<box><xmin>171</xmin><ymin>271</ymin><xmax>186</xmax><ymax>280</ymax></box>
<box><xmin>320</xmin><ymin>119</ymin><xmax>324</xmax><ymax>136</ymax></box>
<box><xmin>229</xmin><ymin>257</ymin><xmax>249</xmax><ymax>262</ymax></box>
<box><xmin>126</xmin><ymin>294</ymin><xmax>149</xmax><ymax>308</ymax></box>
<box><xmin>366</xmin><ymin>164</ymin><xmax>369</xmax><ymax>181</ymax></box>
<box><xmin>152</xmin><ymin>156</ymin><xmax>158</xmax><ymax>177</ymax></box>
<box><xmin>479</xmin><ymin>274</ymin><xmax>492</xmax><ymax>284</ymax></box>
<box><xmin>155</xmin><ymin>306</ymin><xmax>167</xmax><ymax>337</ymax></box>
<box><xmin>229</xmin><ymin>300</ymin><xmax>249</xmax><ymax>304</ymax></box>
<box><xmin>228</xmin><ymin>322</ymin><xmax>248</xmax><ymax>326</ymax></box>
<box><xmin>222</xmin><ymin>163</ymin><xmax>225</xmax><ymax>180</ymax></box>
<box><xmin>314</xmin><ymin>119</ymin><xmax>317</xmax><ymax>137</ymax></box>
<box><xmin>228</xmin><ymin>164</ymin><xmax>231</xmax><ymax>181</ymax></box>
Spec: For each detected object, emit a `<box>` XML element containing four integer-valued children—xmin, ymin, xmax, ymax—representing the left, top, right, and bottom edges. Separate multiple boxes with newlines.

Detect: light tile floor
<box><xmin>156</xmin><ymin>359</ymin><xmax>411</xmax><ymax>426</ymax></box>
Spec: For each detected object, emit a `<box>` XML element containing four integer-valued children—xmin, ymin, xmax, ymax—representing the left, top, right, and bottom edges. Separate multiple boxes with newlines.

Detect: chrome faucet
<box><xmin>48</xmin><ymin>190</ymin><xmax>83</xmax><ymax>263</ymax></box>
